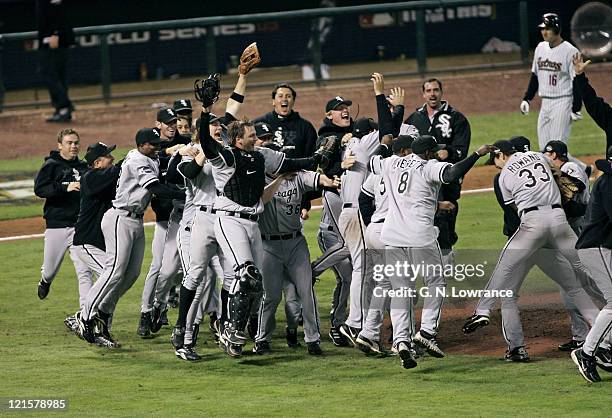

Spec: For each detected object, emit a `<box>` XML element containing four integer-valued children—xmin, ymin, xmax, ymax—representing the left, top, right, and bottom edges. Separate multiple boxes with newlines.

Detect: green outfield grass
<box><xmin>0</xmin><ymin>196</ymin><xmax>608</xmax><ymax>417</ymax></box>
<box><xmin>0</xmin><ymin>202</ymin><xmax>43</xmax><ymax>221</ymax></box>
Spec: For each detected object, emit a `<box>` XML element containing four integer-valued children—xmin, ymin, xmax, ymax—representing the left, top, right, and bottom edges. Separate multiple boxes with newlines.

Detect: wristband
<box><xmin>230</xmin><ymin>92</ymin><xmax>244</xmax><ymax>103</ymax></box>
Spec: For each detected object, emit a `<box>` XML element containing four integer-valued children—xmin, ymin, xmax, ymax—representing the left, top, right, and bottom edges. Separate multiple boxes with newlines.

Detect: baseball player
<box><xmin>372</xmin><ymin>135</ymin><xmax>493</xmax><ymax>369</ymax></box>
<box><xmin>138</xmin><ymin>107</ymin><xmax>189</xmax><ymax>337</ymax></box>
<box><xmin>572</xmin><ymin>53</ymin><xmax>612</xmax><ymax>160</ymax></box>
<box><xmin>356</xmin><ymin>134</ymin><xmax>414</xmax><ymax>355</ymax></box>
<box><xmin>337</xmin><ymin>73</ymin><xmax>404</xmax><ymax>346</ymax></box>
<box><xmin>68</xmin><ymin>142</ymin><xmax>120</xmax><ymax>346</ymax></box>
<box><xmin>35</xmin><ymin>128</ymin><xmax>89</xmax><ymax>303</ymax></box>
<box><xmin>462</xmin><ymin>141</ymin><xmax>604</xmax><ymax>361</ymax></box>
<box><xmin>405</xmin><ymin>78</ymin><xmax>471</xmax><ymax>263</ymax></box>
<box><xmin>253</xmin><ymin>166</ymin><xmax>340</xmax><ymax>356</ymax></box>
<box><xmin>572</xmin><ymin>146</ymin><xmax>612</xmax><ymax>383</ymax></box>
<box><xmin>75</xmin><ymin>128</ymin><xmax>185</xmax><ymax>344</ymax></box>
<box><xmin>521</xmin><ymin>13</ymin><xmax>585</xmax><ymax>169</ymax></box>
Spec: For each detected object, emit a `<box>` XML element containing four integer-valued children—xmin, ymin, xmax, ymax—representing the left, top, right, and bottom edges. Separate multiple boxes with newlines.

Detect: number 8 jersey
<box><xmin>498</xmin><ymin>151</ymin><xmax>561</xmax><ymax>213</ymax></box>
<box><xmin>371</xmin><ymin>153</ymin><xmax>451</xmax><ymax>247</ymax></box>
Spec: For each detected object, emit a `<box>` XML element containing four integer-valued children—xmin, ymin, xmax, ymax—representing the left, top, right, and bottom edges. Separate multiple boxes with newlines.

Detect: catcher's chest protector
<box><xmin>224</xmin><ymin>149</ymin><xmax>266</xmax><ymax>207</ymax></box>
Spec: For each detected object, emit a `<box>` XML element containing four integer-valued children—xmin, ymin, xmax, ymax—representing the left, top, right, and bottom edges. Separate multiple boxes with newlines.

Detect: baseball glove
<box><xmin>315</xmin><ymin>134</ymin><xmax>340</xmax><ymax>168</ymax></box>
<box><xmin>549</xmin><ymin>164</ymin><xmax>582</xmax><ymax>203</ymax></box>
<box><xmin>239</xmin><ymin>42</ymin><xmax>261</xmax><ymax>75</ymax></box>
<box><xmin>194</xmin><ymin>74</ymin><xmax>220</xmax><ymax>108</ymax></box>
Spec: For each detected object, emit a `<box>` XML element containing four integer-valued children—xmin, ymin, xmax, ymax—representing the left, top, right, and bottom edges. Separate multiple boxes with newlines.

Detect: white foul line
<box><xmin>0</xmin><ymin>187</ymin><xmax>495</xmax><ymax>243</ymax></box>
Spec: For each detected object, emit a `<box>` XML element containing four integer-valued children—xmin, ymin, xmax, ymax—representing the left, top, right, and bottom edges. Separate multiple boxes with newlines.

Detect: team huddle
<box><xmin>34</xmin><ymin>14</ymin><xmax>612</xmax><ymax>383</ymax></box>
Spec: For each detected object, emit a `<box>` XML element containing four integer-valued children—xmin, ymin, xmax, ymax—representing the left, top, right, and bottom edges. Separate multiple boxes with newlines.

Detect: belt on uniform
<box><xmin>342</xmin><ymin>203</ymin><xmax>356</xmax><ymax>209</ymax></box>
<box><xmin>113</xmin><ymin>206</ymin><xmax>144</xmax><ymax>219</ymax></box>
<box><xmin>522</xmin><ymin>203</ymin><xmax>562</xmax><ymax>215</ymax></box>
<box><xmin>262</xmin><ymin>231</ymin><xmax>302</xmax><ymax>241</ymax></box>
<box><xmin>216</xmin><ymin>210</ymin><xmax>259</xmax><ymax>222</ymax></box>
<box><xmin>199</xmin><ymin>206</ymin><xmax>216</xmax><ymax>213</ymax></box>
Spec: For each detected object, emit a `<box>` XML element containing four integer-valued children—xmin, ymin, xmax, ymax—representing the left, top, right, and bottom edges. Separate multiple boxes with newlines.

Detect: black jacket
<box><xmin>36</xmin><ymin>0</ymin><xmax>75</xmax><ymax>48</ymax></box>
<box><xmin>253</xmin><ymin>111</ymin><xmax>318</xmax><ymax>158</ymax></box>
<box><xmin>73</xmin><ymin>165</ymin><xmax>120</xmax><ymax>250</ymax></box>
<box><xmin>493</xmin><ymin>172</ymin><xmax>520</xmax><ymax>237</ymax></box>
<box><xmin>576</xmin><ymin>159</ymin><xmax>612</xmax><ymax>249</ymax></box>
<box><xmin>34</xmin><ymin>150</ymin><xmax>88</xmax><ymax>228</ymax></box>
<box><xmin>316</xmin><ymin>118</ymin><xmax>354</xmax><ymax>179</ymax></box>
<box><xmin>151</xmin><ymin>135</ymin><xmax>190</xmax><ymax>222</ymax></box>
<box><xmin>406</xmin><ymin>101</ymin><xmax>471</xmax><ymax>201</ymax></box>
<box><xmin>574</xmin><ymin>73</ymin><xmax>612</xmax><ymax>153</ymax></box>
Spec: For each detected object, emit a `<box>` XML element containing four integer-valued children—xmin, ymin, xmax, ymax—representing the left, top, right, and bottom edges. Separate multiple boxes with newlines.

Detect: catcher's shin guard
<box><xmin>227</xmin><ymin>262</ymin><xmax>262</xmax><ymax>342</ymax></box>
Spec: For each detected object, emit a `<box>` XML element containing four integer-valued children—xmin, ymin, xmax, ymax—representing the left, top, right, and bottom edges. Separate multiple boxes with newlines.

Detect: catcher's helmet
<box><xmin>538</xmin><ymin>13</ymin><xmax>561</xmax><ymax>34</ymax></box>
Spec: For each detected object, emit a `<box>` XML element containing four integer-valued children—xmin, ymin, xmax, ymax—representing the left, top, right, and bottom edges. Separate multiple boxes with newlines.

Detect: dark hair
<box><xmin>272</xmin><ymin>83</ymin><xmax>297</xmax><ymax>100</ymax></box>
<box><xmin>57</xmin><ymin>128</ymin><xmax>79</xmax><ymax>143</ymax></box>
<box><xmin>422</xmin><ymin>78</ymin><xmax>442</xmax><ymax>92</ymax></box>
<box><xmin>227</xmin><ymin>119</ymin><xmax>254</xmax><ymax>145</ymax></box>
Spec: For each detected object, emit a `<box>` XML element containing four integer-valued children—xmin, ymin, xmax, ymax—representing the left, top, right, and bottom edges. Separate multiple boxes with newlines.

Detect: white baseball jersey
<box><xmin>561</xmin><ymin>161</ymin><xmax>590</xmax><ymax>205</ymax></box>
<box><xmin>373</xmin><ymin>154</ymin><xmax>451</xmax><ymax>247</ymax></box>
<box><xmin>341</xmin><ymin>130</ymin><xmax>380</xmax><ymax>204</ymax></box>
<box><xmin>361</xmin><ymin>173</ymin><xmax>388</xmax><ymax>223</ymax></box>
<box><xmin>209</xmin><ymin>146</ymin><xmax>285</xmax><ymax>215</ymax></box>
<box><xmin>112</xmin><ymin>149</ymin><xmax>160</xmax><ymax>214</ymax></box>
<box><xmin>532</xmin><ymin>40</ymin><xmax>577</xmax><ymax>98</ymax></box>
<box><xmin>259</xmin><ymin>171</ymin><xmax>320</xmax><ymax>235</ymax></box>
<box><xmin>498</xmin><ymin>151</ymin><xmax>561</xmax><ymax>213</ymax></box>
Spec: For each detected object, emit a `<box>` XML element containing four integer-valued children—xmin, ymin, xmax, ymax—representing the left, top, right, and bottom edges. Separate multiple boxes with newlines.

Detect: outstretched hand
<box><xmin>387</xmin><ymin>86</ymin><xmax>405</xmax><ymax>107</ymax></box>
<box><xmin>371</xmin><ymin>72</ymin><xmax>384</xmax><ymax>96</ymax></box>
<box><xmin>475</xmin><ymin>144</ymin><xmax>496</xmax><ymax>156</ymax></box>
<box><xmin>572</xmin><ymin>53</ymin><xmax>591</xmax><ymax>75</ymax></box>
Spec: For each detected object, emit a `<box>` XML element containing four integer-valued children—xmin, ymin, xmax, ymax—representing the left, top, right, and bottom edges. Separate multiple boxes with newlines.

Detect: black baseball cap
<box><xmin>543</xmin><ymin>140</ymin><xmax>568</xmax><ymax>160</ymax></box>
<box><xmin>352</xmin><ymin>117</ymin><xmax>378</xmax><ymax>138</ymax></box>
<box><xmin>509</xmin><ymin>136</ymin><xmax>531</xmax><ymax>153</ymax></box>
<box><xmin>209</xmin><ymin>113</ymin><xmax>223</xmax><ymax>124</ymax></box>
<box><xmin>254</xmin><ymin>122</ymin><xmax>273</xmax><ymax>139</ymax></box>
<box><xmin>325</xmin><ymin>96</ymin><xmax>352</xmax><ymax>112</ymax></box>
<box><xmin>157</xmin><ymin>107</ymin><xmax>178</xmax><ymax>124</ymax></box>
<box><xmin>173</xmin><ymin>99</ymin><xmax>192</xmax><ymax>115</ymax></box>
<box><xmin>85</xmin><ymin>142</ymin><xmax>116</xmax><ymax>165</ymax></box>
<box><xmin>135</xmin><ymin>128</ymin><xmax>162</xmax><ymax>146</ymax></box>
<box><xmin>412</xmin><ymin>135</ymin><xmax>444</xmax><ymax>154</ymax></box>
<box><xmin>392</xmin><ymin>135</ymin><xmax>414</xmax><ymax>153</ymax></box>
<box><xmin>485</xmin><ymin>139</ymin><xmax>515</xmax><ymax>165</ymax></box>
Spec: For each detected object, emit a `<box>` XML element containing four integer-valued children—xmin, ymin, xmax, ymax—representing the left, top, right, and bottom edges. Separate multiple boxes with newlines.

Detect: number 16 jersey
<box><xmin>498</xmin><ymin>151</ymin><xmax>561</xmax><ymax>213</ymax></box>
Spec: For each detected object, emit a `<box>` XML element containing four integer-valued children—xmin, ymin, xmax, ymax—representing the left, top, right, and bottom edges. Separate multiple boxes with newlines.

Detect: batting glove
<box><xmin>519</xmin><ymin>100</ymin><xmax>530</xmax><ymax>115</ymax></box>
<box><xmin>570</xmin><ymin>111</ymin><xmax>583</xmax><ymax>121</ymax></box>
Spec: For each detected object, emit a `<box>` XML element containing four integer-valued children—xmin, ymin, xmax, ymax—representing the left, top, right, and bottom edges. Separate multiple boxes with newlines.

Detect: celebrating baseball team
<box><xmin>34</xmin><ymin>13</ymin><xmax>612</xmax><ymax>383</ymax></box>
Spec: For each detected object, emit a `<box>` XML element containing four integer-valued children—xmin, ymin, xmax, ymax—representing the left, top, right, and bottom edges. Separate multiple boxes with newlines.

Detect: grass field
<box><xmin>0</xmin><ymin>192</ymin><xmax>609</xmax><ymax>417</ymax></box>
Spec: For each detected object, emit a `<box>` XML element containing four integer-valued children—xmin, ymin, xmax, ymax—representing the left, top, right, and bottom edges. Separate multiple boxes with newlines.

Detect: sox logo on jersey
<box><xmin>435</xmin><ymin>114</ymin><xmax>452</xmax><ymax>139</ymax></box>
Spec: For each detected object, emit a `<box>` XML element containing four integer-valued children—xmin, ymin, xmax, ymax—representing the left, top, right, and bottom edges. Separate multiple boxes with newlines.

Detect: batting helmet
<box><xmin>538</xmin><ymin>13</ymin><xmax>561</xmax><ymax>34</ymax></box>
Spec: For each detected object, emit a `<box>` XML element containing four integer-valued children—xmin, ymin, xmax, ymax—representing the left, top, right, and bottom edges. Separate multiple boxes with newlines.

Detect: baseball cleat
<box><xmin>171</xmin><ymin>326</ymin><xmax>185</xmax><ymax>349</ymax></box>
<box><xmin>137</xmin><ymin>312</ymin><xmax>153</xmax><ymax>338</ymax></box>
<box><xmin>94</xmin><ymin>316</ymin><xmax>120</xmax><ymax>348</ymax></box>
<box><xmin>339</xmin><ymin>324</ymin><xmax>361</xmax><ymax>347</ymax></box>
<box><xmin>161</xmin><ymin>309</ymin><xmax>169</xmax><ymax>326</ymax></box>
<box><xmin>64</xmin><ymin>315</ymin><xmax>78</xmax><ymax>333</ymax></box>
<box><xmin>356</xmin><ymin>335</ymin><xmax>387</xmax><ymax>356</ymax></box>
<box><xmin>504</xmin><ymin>346</ymin><xmax>530</xmax><ymax>362</ymax></box>
<box><xmin>595</xmin><ymin>348</ymin><xmax>612</xmax><ymax>373</ymax></box>
<box><xmin>150</xmin><ymin>306</ymin><xmax>166</xmax><ymax>333</ymax></box>
<box><xmin>175</xmin><ymin>345</ymin><xmax>201</xmax><ymax>361</ymax></box>
<box><xmin>252</xmin><ymin>340</ymin><xmax>271</xmax><ymax>355</ymax></box>
<box><xmin>572</xmin><ymin>348</ymin><xmax>601</xmax><ymax>383</ymax></box>
<box><xmin>307</xmin><ymin>341</ymin><xmax>323</xmax><ymax>356</ymax></box>
<box><xmin>286</xmin><ymin>327</ymin><xmax>301</xmax><ymax>348</ymax></box>
<box><xmin>224</xmin><ymin>328</ymin><xmax>248</xmax><ymax>345</ymax></box>
<box><xmin>328</xmin><ymin>326</ymin><xmax>349</xmax><ymax>347</ymax></box>
<box><xmin>558</xmin><ymin>339</ymin><xmax>584</xmax><ymax>352</ymax></box>
<box><xmin>462</xmin><ymin>314</ymin><xmax>490</xmax><ymax>334</ymax></box>
<box><xmin>413</xmin><ymin>330</ymin><xmax>445</xmax><ymax>358</ymax></box>
<box><xmin>397</xmin><ymin>341</ymin><xmax>417</xmax><ymax>369</ymax></box>
<box><xmin>94</xmin><ymin>334</ymin><xmax>121</xmax><ymax>349</ymax></box>
<box><xmin>75</xmin><ymin>312</ymin><xmax>96</xmax><ymax>344</ymax></box>
<box><xmin>226</xmin><ymin>343</ymin><xmax>243</xmax><ymax>358</ymax></box>
<box><xmin>37</xmin><ymin>279</ymin><xmax>51</xmax><ymax>300</ymax></box>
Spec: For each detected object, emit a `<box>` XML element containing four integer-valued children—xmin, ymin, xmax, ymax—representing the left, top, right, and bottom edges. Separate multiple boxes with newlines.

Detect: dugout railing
<box><xmin>0</xmin><ymin>0</ymin><xmax>530</xmax><ymax>112</ymax></box>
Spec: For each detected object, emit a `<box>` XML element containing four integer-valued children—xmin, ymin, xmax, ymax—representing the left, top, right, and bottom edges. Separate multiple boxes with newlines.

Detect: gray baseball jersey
<box><xmin>498</xmin><ymin>151</ymin><xmax>561</xmax><ymax>213</ymax></box>
<box><xmin>112</xmin><ymin>149</ymin><xmax>160</xmax><ymax>213</ymax></box>
<box><xmin>209</xmin><ymin>146</ymin><xmax>285</xmax><ymax>215</ymax></box>
<box><xmin>341</xmin><ymin>130</ymin><xmax>380</xmax><ymax>204</ymax></box>
<box><xmin>361</xmin><ymin>173</ymin><xmax>388</xmax><ymax>223</ymax></box>
<box><xmin>373</xmin><ymin>154</ymin><xmax>450</xmax><ymax>247</ymax></box>
<box><xmin>259</xmin><ymin>171</ymin><xmax>320</xmax><ymax>235</ymax></box>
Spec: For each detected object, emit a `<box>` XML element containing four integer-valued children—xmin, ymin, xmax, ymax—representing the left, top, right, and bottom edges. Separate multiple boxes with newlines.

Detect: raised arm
<box><xmin>441</xmin><ymin>144</ymin><xmax>492</xmax><ymax>183</ymax></box>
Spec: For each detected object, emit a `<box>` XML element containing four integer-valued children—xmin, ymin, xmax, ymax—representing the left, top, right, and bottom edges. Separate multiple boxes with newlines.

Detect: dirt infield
<box><xmin>1</xmin><ymin>65</ymin><xmax>611</xmax><ymax>159</ymax></box>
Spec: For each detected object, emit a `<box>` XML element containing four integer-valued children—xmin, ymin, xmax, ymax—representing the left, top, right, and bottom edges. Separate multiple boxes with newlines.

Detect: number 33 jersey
<box><xmin>499</xmin><ymin>151</ymin><xmax>561</xmax><ymax>213</ymax></box>
<box><xmin>532</xmin><ymin>40</ymin><xmax>577</xmax><ymax>98</ymax></box>
<box><xmin>372</xmin><ymin>153</ymin><xmax>450</xmax><ymax>247</ymax></box>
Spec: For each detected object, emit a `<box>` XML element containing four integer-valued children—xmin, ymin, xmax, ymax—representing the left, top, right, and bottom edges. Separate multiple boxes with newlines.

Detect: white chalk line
<box><xmin>0</xmin><ymin>187</ymin><xmax>494</xmax><ymax>243</ymax></box>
